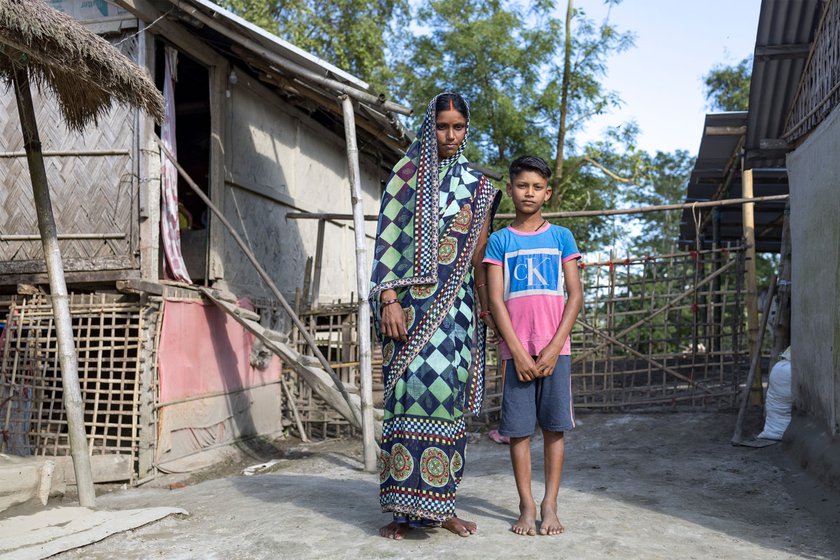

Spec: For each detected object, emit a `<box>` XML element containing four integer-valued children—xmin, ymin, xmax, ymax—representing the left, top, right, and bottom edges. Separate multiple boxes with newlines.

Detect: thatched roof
<box><xmin>0</xmin><ymin>0</ymin><xmax>163</xmax><ymax>130</ymax></box>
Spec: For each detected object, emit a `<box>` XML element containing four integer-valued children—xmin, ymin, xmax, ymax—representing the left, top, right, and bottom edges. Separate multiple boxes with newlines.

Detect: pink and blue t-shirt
<box><xmin>483</xmin><ymin>223</ymin><xmax>581</xmax><ymax>360</ymax></box>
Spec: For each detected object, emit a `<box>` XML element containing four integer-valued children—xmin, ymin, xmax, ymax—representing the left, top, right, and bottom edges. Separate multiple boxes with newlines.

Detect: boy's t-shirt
<box><xmin>483</xmin><ymin>223</ymin><xmax>581</xmax><ymax>360</ymax></box>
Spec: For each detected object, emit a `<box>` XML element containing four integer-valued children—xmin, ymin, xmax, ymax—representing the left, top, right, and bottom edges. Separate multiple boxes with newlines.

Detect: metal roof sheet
<box><xmin>745</xmin><ymin>0</ymin><xmax>823</xmax><ymax>168</ymax></box>
<box><xmin>185</xmin><ymin>0</ymin><xmax>370</xmax><ymax>91</ymax></box>
<box><xmin>680</xmin><ymin>0</ymin><xmax>824</xmax><ymax>253</ymax></box>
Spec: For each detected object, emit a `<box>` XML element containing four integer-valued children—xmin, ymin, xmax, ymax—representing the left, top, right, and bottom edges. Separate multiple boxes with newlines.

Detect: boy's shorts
<box><xmin>498</xmin><ymin>356</ymin><xmax>575</xmax><ymax>438</ymax></box>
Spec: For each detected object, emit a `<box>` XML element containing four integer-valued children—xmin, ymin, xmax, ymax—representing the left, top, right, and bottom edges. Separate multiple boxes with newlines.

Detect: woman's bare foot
<box><xmin>442</xmin><ymin>516</ymin><xmax>477</xmax><ymax>537</ymax></box>
<box><xmin>379</xmin><ymin>521</ymin><xmax>410</xmax><ymax>540</ymax></box>
<box><xmin>511</xmin><ymin>500</ymin><xmax>537</xmax><ymax>536</ymax></box>
<box><xmin>539</xmin><ymin>503</ymin><xmax>565</xmax><ymax>535</ymax></box>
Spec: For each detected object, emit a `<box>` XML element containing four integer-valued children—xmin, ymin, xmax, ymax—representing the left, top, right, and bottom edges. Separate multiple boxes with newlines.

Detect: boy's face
<box><xmin>507</xmin><ymin>170</ymin><xmax>551</xmax><ymax>214</ymax></box>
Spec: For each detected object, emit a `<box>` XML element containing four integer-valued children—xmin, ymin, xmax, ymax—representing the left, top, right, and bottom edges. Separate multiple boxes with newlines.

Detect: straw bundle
<box><xmin>0</xmin><ymin>0</ymin><xmax>163</xmax><ymax>129</ymax></box>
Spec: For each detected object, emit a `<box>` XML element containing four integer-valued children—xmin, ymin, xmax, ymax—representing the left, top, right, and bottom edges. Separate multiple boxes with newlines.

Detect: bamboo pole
<box><xmin>741</xmin><ymin>165</ymin><xmax>762</xmax><ymax>404</ymax></box>
<box><xmin>285</xmin><ymin>194</ymin><xmax>790</xmax><ymax>222</ymax></box>
<box><xmin>280</xmin><ymin>376</ymin><xmax>310</xmax><ymax>443</ymax></box>
<box><xmin>0</xmin><ymin>149</ymin><xmax>130</xmax><ymax>158</ymax></box>
<box><xmin>0</xmin><ymin>233</ymin><xmax>126</xmax><ymax>241</ymax></box>
<box><xmin>340</xmin><ymin>95</ymin><xmax>377</xmax><ymax>473</ymax></box>
<box><xmin>733</xmin><ymin>275</ymin><xmax>777</xmax><ymax>443</ymax></box>
<box><xmin>11</xmin><ymin>65</ymin><xmax>96</xmax><ymax>508</ymax></box>
<box><xmin>311</xmin><ymin>218</ymin><xmax>326</xmax><ymax>307</ymax></box>
<box><xmin>153</xmin><ymin>135</ymin><xmax>362</xmax><ymax>429</ymax></box>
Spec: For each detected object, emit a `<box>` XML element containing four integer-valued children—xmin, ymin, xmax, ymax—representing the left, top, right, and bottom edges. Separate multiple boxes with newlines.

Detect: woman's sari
<box><xmin>369</xmin><ymin>93</ymin><xmax>499</xmax><ymax>523</ymax></box>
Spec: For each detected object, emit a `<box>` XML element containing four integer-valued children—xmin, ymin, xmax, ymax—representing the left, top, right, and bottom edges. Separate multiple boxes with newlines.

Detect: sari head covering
<box><xmin>369</xmin><ymin>91</ymin><xmax>500</xmax><ymax>416</ymax></box>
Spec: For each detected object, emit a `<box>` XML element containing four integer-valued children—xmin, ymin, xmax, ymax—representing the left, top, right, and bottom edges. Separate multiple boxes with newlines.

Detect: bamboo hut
<box><xmin>0</xmin><ymin>0</ymin><xmax>409</xmax><ymax>484</ymax></box>
<box><xmin>0</xmin><ymin>0</ymin><xmax>164</xmax><ymax>505</ymax></box>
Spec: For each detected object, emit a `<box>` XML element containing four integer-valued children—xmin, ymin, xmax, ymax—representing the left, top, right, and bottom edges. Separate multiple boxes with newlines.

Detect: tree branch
<box><xmin>582</xmin><ymin>156</ymin><xmax>633</xmax><ymax>183</ymax></box>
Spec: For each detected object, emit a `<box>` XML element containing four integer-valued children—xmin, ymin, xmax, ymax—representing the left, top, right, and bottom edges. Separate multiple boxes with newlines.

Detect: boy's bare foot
<box><xmin>539</xmin><ymin>503</ymin><xmax>565</xmax><ymax>535</ymax></box>
<box><xmin>379</xmin><ymin>521</ymin><xmax>410</xmax><ymax>540</ymax></box>
<box><xmin>511</xmin><ymin>501</ymin><xmax>537</xmax><ymax>536</ymax></box>
<box><xmin>442</xmin><ymin>516</ymin><xmax>477</xmax><ymax>537</ymax></box>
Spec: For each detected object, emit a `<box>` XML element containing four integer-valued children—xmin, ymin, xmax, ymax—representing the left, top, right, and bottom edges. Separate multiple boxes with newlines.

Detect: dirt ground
<box><xmin>44</xmin><ymin>412</ymin><xmax>840</xmax><ymax>559</ymax></box>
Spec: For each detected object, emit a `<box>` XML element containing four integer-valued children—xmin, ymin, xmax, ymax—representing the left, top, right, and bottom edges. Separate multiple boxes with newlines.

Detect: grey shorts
<box><xmin>498</xmin><ymin>356</ymin><xmax>575</xmax><ymax>438</ymax></box>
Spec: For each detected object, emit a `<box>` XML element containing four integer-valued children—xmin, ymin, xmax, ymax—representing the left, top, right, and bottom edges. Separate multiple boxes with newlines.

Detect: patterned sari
<box><xmin>370</xmin><ymin>93</ymin><xmax>499</xmax><ymax>523</ymax></box>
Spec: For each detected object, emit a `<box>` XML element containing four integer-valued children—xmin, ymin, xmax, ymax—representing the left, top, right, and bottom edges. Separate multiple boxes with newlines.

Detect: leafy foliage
<box><xmin>218</xmin><ymin>0</ymin><xmax>408</xmax><ymax>89</ymax></box>
<box><xmin>703</xmin><ymin>56</ymin><xmax>752</xmax><ymax>112</ymax></box>
<box><xmin>216</xmin><ymin>1</ymin><xmax>701</xmax><ymax>255</ymax></box>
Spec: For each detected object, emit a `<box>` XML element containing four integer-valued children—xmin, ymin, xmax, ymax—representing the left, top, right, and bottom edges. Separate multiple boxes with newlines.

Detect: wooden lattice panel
<box><xmin>284</xmin><ymin>302</ymin><xmax>383</xmax><ymax>439</ymax></box>
<box><xmin>785</xmin><ymin>0</ymin><xmax>840</xmax><ymax>142</ymax></box>
<box><xmin>0</xmin><ymin>294</ymin><xmax>143</xmax><ymax>461</ymax></box>
<box><xmin>0</xmin><ymin>35</ymin><xmax>139</xmax><ymax>274</ymax></box>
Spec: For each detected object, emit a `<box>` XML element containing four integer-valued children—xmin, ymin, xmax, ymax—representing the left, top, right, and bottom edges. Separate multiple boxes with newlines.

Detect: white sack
<box><xmin>758</xmin><ymin>349</ymin><xmax>792</xmax><ymax>440</ymax></box>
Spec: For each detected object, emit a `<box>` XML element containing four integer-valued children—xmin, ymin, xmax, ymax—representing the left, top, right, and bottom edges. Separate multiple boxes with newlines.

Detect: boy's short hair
<box><xmin>509</xmin><ymin>155</ymin><xmax>552</xmax><ymax>183</ymax></box>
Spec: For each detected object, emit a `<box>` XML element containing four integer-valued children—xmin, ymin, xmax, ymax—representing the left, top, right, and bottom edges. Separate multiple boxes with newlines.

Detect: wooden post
<box><xmin>771</xmin><ymin>198</ymin><xmax>792</xmax><ymax>362</ymax></box>
<box><xmin>340</xmin><ymin>95</ymin><xmax>377</xmax><ymax>473</ymax></box>
<box><xmin>11</xmin><ymin>65</ymin><xmax>95</xmax><ymax>507</ymax></box>
<box><xmin>741</xmin><ymin>164</ymin><xmax>762</xmax><ymax>404</ymax></box>
<box><xmin>712</xmin><ymin>209</ymin><xmax>722</xmax><ymax>352</ymax></box>
<box><xmin>311</xmin><ymin>218</ymin><xmax>326</xmax><ymax>307</ymax></box>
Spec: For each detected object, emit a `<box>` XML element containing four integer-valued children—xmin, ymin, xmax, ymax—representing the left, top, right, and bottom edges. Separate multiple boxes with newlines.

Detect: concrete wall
<box><xmin>217</xmin><ymin>71</ymin><xmax>383</xmax><ymax>307</ymax></box>
<box><xmin>785</xmin><ymin>104</ymin><xmax>840</xmax><ymax>436</ymax></box>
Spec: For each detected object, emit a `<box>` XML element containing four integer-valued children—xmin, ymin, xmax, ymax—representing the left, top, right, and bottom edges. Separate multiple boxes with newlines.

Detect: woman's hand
<box><xmin>381</xmin><ymin>302</ymin><xmax>408</xmax><ymax>342</ymax></box>
<box><xmin>481</xmin><ymin>313</ymin><xmax>500</xmax><ymax>344</ymax></box>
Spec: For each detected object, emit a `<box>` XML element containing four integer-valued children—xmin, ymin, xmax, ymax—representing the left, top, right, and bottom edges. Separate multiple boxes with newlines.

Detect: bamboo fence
<box><xmin>282</xmin><ymin>242</ymin><xmax>755</xmax><ymax>435</ymax></box>
<box><xmin>0</xmin><ymin>293</ymin><xmax>145</xmax><ymax>464</ymax></box>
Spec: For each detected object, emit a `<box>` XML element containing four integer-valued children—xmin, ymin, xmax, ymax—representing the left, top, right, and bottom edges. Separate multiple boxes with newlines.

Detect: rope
<box><xmin>114</xmin><ymin>9</ymin><xmax>174</xmax><ymax>47</ymax></box>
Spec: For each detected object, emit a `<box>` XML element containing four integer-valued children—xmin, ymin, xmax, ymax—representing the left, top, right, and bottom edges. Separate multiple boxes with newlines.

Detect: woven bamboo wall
<box><xmin>785</xmin><ymin>0</ymin><xmax>840</xmax><ymax>143</ymax></box>
<box><xmin>0</xmin><ymin>294</ymin><xmax>145</xmax><ymax>468</ymax></box>
<box><xmin>0</xmin><ymin>35</ymin><xmax>140</xmax><ymax>278</ymax></box>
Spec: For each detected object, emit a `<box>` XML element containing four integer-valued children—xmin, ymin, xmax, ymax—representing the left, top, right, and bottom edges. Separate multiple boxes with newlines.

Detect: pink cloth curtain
<box><xmin>160</xmin><ymin>47</ymin><xmax>192</xmax><ymax>283</ymax></box>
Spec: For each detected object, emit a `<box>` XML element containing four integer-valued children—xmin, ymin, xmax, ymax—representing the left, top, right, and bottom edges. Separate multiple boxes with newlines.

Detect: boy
<box><xmin>482</xmin><ymin>155</ymin><xmax>582</xmax><ymax>536</ymax></box>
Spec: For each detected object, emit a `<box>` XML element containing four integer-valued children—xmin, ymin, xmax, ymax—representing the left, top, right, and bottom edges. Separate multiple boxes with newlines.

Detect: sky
<box><xmin>573</xmin><ymin>0</ymin><xmax>761</xmax><ymax>155</ymax></box>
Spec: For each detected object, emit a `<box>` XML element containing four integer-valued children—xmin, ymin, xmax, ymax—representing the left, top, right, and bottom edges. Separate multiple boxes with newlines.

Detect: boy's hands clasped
<box><xmin>511</xmin><ymin>341</ymin><xmax>562</xmax><ymax>382</ymax></box>
<box><xmin>535</xmin><ymin>342</ymin><xmax>562</xmax><ymax>378</ymax></box>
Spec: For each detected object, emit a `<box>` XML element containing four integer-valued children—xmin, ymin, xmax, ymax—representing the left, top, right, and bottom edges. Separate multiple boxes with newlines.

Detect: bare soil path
<box><xmin>52</xmin><ymin>412</ymin><xmax>840</xmax><ymax>559</ymax></box>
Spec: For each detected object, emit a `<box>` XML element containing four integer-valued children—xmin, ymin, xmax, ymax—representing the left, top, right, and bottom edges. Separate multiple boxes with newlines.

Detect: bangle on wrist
<box><xmin>381</xmin><ymin>298</ymin><xmax>399</xmax><ymax>307</ymax></box>
<box><xmin>476</xmin><ymin>283</ymin><xmax>487</xmax><ymax>288</ymax></box>
<box><xmin>479</xmin><ymin>311</ymin><xmax>492</xmax><ymax>318</ymax></box>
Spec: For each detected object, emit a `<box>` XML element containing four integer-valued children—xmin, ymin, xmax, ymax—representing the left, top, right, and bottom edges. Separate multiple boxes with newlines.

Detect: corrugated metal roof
<box><xmin>680</xmin><ymin>0</ymin><xmax>824</xmax><ymax>253</ymax></box>
<box><xmin>146</xmin><ymin>0</ymin><xmax>411</xmax><ymax>157</ymax></box>
<box><xmin>186</xmin><ymin>0</ymin><xmax>370</xmax><ymax>90</ymax></box>
<box><xmin>745</xmin><ymin>0</ymin><xmax>823</xmax><ymax>168</ymax></box>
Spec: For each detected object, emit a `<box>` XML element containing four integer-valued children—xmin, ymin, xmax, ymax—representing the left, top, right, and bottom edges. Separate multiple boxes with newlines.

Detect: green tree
<box><xmin>548</xmin><ymin>0</ymin><xmax>634</xmax><ymax>198</ymax></box>
<box><xmin>390</xmin><ymin>0</ymin><xmax>635</xmax><ymax>246</ymax></box>
<box><xmin>392</xmin><ymin>0</ymin><xmax>558</xmax><ymax>168</ymax></box>
<box><xmin>703</xmin><ymin>56</ymin><xmax>751</xmax><ymax>111</ymax></box>
<box><xmin>626</xmin><ymin>149</ymin><xmax>695</xmax><ymax>254</ymax></box>
<box><xmin>218</xmin><ymin>0</ymin><xmax>408</xmax><ymax>88</ymax></box>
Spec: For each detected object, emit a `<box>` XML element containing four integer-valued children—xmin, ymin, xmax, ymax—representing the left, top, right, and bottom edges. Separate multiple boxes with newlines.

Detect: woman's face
<box><xmin>435</xmin><ymin>109</ymin><xmax>467</xmax><ymax>158</ymax></box>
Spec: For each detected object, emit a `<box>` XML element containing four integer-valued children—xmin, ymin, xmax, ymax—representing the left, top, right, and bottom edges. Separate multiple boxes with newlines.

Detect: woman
<box><xmin>370</xmin><ymin>92</ymin><xmax>500</xmax><ymax>539</ymax></box>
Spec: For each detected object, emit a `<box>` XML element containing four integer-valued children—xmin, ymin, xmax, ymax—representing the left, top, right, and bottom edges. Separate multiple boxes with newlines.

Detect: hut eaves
<box><xmin>120</xmin><ymin>0</ymin><xmax>413</xmax><ymax>155</ymax></box>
